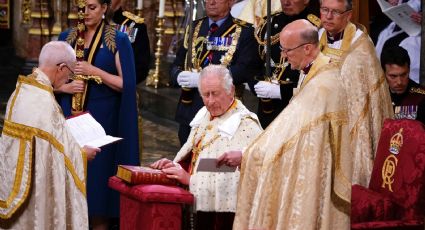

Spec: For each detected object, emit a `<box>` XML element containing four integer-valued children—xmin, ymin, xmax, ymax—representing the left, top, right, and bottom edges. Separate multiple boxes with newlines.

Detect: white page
<box><xmin>377</xmin><ymin>0</ymin><xmax>421</xmax><ymax>36</ymax></box>
<box><xmin>66</xmin><ymin>113</ymin><xmax>122</xmax><ymax>148</ymax></box>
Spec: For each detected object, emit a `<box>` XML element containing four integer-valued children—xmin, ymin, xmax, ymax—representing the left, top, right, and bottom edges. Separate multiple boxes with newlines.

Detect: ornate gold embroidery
<box><xmin>389</xmin><ymin>128</ymin><xmax>403</xmax><ymax>154</ymax></box>
<box><xmin>268</xmin><ymin>110</ymin><xmax>348</xmax><ymax>164</ymax></box>
<box><xmin>2</xmin><ymin>120</ymin><xmax>86</xmax><ymax>196</ymax></box>
<box><xmin>220</xmin><ymin>25</ymin><xmax>241</xmax><ymax>66</ymax></box>
<box><xmin>190</xmin><ymin>126</ymin><xmax>220</xmax><ymax>174</ymax></box>
<box><xmin>0</xmin><ymin>139</ymin><xmax>31</xmax><ymax>215</ymax></box>
<box><xmin>7</xmin><ymin>74</ymin><xmax>53</xmax><ymax>120</ymax></box>
<box><xmin>381</xmin><ymin>155</ymin><xmax>398</xmax><ymax>192</ymax></box>
<box><xmin>319</xmin><ymin>22</ymin><xmax>356</xmax><ymax>63</ymax></box>
<box><xmin>104</xmin><ymin>24</ymin><xmax>117</xmax><ymax>53</ymax></box>
<box><xmin>65</xmin><ymin>27</ymin><xmax>78</xmax><ymax>45</ymax></box>
<box><xmin>410</xmin><ymin>87</ymin><xmax>425</xmax><ymax>95</ymax></box>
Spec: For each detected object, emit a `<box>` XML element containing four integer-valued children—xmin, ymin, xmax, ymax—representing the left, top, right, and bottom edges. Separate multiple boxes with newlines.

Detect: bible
<box><xmin>65</xmin><ymin>112</ymin><xmax>122</xmax><ymax>148</ymax></box>
<box><xmin>116</xmin><ymin>165</ymin><xmax>178</xmax><ymax>185</ymax></box>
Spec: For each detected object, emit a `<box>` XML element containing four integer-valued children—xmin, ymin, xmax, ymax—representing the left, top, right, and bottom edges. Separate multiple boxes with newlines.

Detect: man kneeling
<box><xmin>151</xmin><ymin>65</ymin><xmax>263</xmax><ymax>230</ymax></box>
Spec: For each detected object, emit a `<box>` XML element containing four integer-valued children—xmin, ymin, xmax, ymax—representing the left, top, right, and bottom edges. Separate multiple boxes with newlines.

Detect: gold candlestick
<box><xmin>146</xmin><ymin>17</ymin><xmax>169</xmax><ymax>88</ymax></box>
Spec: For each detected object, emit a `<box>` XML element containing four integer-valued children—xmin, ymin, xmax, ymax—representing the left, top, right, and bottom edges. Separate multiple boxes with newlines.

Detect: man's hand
<box><xmin>217</xmin><ymin>150</ymin><xmax>243</xmax><ymax>167</ymax></box>
<box><xmin>150</xmin><ymin>158</ymin><xmax>174</xmax><ymax>170</ymax></box>
<box><xmin>177</xmin><ymin>71</ymin><xmax>200</xmax><ymax>88</ymax></box>
<box><xmin>411</xmin><ymin>11</ymin><xmax>422</xmax><ymax>24</ymax></box>
<box><xmin>387</xmin><ymin>0</ymin><xmax>398</xmax><ymax>6</ymax></box>
<box><xmin>83</xmin><ymin>145</ymin><xmax>101</xmax><ymax>161</ymax></box>
<box><xmin>162</xmin><ymin>164</ymin><xmax>190</xmax><ymax>185</ymax></box>
<box><xmin>254</xmin><ymin>81</ymin><xmax>281</xmax><ymax>99</ymax></box>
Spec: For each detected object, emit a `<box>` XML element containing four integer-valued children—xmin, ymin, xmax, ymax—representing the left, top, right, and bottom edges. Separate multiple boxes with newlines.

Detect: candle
<box><xmin>159</xmin><ymin>0</ymin><xmax>165</xmax><ymax>17</ymax></box>
<box><xmin>137</xmin><ymin>0</ymin><xmax>143</xmax><ymax>9</ymax></box>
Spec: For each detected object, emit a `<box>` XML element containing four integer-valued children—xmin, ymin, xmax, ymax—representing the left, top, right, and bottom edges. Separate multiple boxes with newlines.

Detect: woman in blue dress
<box><xmin>56</xmin><ymin>0</ymin><xmax>139</xmax><ymax>228</ymax></box>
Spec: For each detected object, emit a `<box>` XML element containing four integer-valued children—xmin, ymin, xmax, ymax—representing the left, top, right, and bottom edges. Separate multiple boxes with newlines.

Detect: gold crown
<box><xmin>389</xmin><ymin>128</ymin><xmax>403</xmax><ymax>155</ymax></box>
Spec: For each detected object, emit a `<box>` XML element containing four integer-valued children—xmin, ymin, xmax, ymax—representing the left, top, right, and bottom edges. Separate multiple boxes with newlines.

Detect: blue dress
<box><xmin>58</xmin><ymin>22</ymin><xmax>139</xmax><ymax>217</ymax></box>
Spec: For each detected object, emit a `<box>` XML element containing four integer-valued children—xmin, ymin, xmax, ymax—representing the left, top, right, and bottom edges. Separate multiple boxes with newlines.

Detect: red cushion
<box><xmin>108</xmin><ymin>176</ymin><xmax>194</xmax><ymax>204</ymax></box>
<box><xmin>351</xmin><ymin>184</ymin><xmax>399</xmax><ymax>223</ymax></box>
<box><xmin>369</xmin><ymin>119</ymin><xmax>425</xmax><ymax>220</ymax></box>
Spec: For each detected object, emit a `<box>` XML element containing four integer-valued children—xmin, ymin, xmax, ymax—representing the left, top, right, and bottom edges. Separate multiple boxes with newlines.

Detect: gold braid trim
<box><xmin>219</xmin><ymin>25</ymin><xmax>241</xmax><ymax>66</ymax></box>
<box><xmin>7</xmin><ymin>75</ymin><xmax>53</xmax><ymax>120</ymax></box>
<box><xmin>66</xmin><ymin>27</ymin><xmax>78</xmax><ymax>45</ymax></box>
<box><xmin>267</xmin><ymin>110</ymin><xmax>348</xmax><ymax>165</ymax></box>
<box><xmin>2</xmin><ymin>120</ymin><xmax>87</xmax><ymax>196</ymax></box>
<box><xmin>254</xmin><ymin>17</ymin><xmax>280</xmax><ymax>46</ymax></box>
<box><xmin>104</xmin><ymin>24</ymin><xmax>117</xmax><ymax>53</ymax></box>
<box><xmin>410</xmin><ymin>87</ymin><xmax>425</xmax><ymax>95</ymax></box>
<box><xmin>0</xmin><ymin>139</ymin><xmax>33</xmax><ymax>219</ymax></box>
<box><xmin>349</xmin><ymin>75</ymin><xmax>386</xmax><ymax>139</ymax></box>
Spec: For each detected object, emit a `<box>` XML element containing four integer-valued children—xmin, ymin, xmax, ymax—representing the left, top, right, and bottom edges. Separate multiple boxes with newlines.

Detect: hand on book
<box><xmin>150</xmin><ymin>158</ymin><xmax>175</xmax><ymax>169</ymax></box>
<box><xmin>217</xmin><ymin>150</ymin><xmax>242</xmax><ymax>167</ymax></box>
<box><xmin>83</xmin><ymin>145</ymin><xmax>101</xmax><ymax>161</ymax></box>
<box><xmin>411</xmin><ymin>11</ymin><xmax>422</xmax><ymax>24</ymax></box>
<box><xmin>162</xmin><ymin>164</ymin><xmax>190</xmax><ymax>185</ymax></box>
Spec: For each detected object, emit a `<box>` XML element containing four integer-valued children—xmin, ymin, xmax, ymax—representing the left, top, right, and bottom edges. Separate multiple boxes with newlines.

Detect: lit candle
<box><xmin>137</xmin><ymin>0</ymin><xmax>143</xmax><ymax>9</ymax></box>
<box><xmin>158</xmin><ymin>0</ymin><xmax>165</xmax><ymax>18</ymax></box>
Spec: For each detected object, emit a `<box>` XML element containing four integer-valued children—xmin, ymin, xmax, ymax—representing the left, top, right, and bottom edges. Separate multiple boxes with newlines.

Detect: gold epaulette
<box><xmin>122</xmin><ymin>11</ymin><xmax>144</xmax><ymax>24</ymax></box>
<box><xmin>233</xmin><ymin>18</ymin><xmax>250</xmax><ymax>27</ymax></box>
<box><xmin>410</xmin><ymin>87</ymin><xmax>425</xmax><ymax>95</ymax></box>
<box><xmin>307</xmin><ymin>14</ymin><xmax>321</xmax><ymax>28</ymax></box>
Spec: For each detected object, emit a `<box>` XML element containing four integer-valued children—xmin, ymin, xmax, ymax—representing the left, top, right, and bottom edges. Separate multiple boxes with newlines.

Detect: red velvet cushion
<box><xmin>351</xmin><ymin>184</ymin><xmax>399</xmax><ymax>223</ymax></box>
<box><xmin>368</xmin><ymin>119</ymin><xmax>425</xmax><ymax>220</ymax></box>
<box><xmin>108</xmin><ymin>176</ymin><xmax>194</xmax><ymax>204</ymax></box>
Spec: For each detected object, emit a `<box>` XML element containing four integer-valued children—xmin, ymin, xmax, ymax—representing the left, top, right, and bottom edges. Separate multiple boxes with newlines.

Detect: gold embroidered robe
<box><xmin>0</xmin><ymin>69</ymin><xmax>88</xmax><ymax>229</ymax></box>
<box><xmin>233</xmin><ymin>54</ymin><xmax>351</xmax><ymax>230</ymax></box>
<box><xmin>319</xmin><ymin>23</ymin><xmax>394</xmax><ymax>186</ymax></box>
<box><xmin>174</xmin><ymin>100</ymin><xmax>263</xmax><ymax>212</ymax></box>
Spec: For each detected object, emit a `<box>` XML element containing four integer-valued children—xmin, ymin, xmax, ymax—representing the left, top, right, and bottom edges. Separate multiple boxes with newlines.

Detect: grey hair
<box><xmin>198</xmin><ymin>65</ymin><xmax>233</xmax><ymax>94</ymax></box>
<box><xmin>38</xmin><ymin>41</ymin><xmax>76</xmax><ymax>68</ymax></box>
<box><xmin>319</xmin><ymin>0</ymin><xmax>352</xmax><ymax>10</ymax></box>
<box><xmin>300</xmin><ymin>24</ymin><xmax>319</xmax><ymax>45</ymax></box>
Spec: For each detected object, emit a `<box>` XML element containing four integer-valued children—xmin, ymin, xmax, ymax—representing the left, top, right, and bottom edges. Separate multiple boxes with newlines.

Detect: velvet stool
<box><xmin>108</xmin><ymin>176</ymin><xmax>194</xmax><ymax>230</ymax></box>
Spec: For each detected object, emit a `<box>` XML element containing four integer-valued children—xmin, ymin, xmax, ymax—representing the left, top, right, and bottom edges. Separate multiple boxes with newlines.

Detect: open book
<box><xmin>66</xmin><ymin>113</ymin><xmax>122</xmax><ymax>148</ymax></box>
<box><xmin>377</xmin><ymin>0</ymin><xmax>421</xmax><ymax>36</ymax></box>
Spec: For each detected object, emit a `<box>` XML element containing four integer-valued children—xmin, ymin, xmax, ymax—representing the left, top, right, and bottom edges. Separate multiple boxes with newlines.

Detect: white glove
<box><xmin>177</xmin><ymin>71</ymin><xmax>200</xmax><ymax>88</ymax></box>
<box><xmin>254</xmin><ymin>81</ymin><xmax>281</xmax><ymax>99</ymax></box>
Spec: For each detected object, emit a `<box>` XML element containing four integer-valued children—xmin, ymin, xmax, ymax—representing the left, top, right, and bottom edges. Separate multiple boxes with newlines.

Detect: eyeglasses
<box><xmin>320</xmin><ymin>7</ymin><xmax>351</xmax><ymax>17</ymax></box>
<box><xmin>57</xmin><ymin>63</ymin><xmax>75</xmax><ymax>79</ymax></box>
<box><xmin>279</xmin><ymin>43</ymin><xmax>311</xmax><ymax>55</ymax></box>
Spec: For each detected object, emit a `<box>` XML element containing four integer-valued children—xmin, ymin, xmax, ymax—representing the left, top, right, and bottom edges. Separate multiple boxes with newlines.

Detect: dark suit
<box><xmin>113</xmin><ymin>8</ymin><xmax>151</xmax><ymax>84</ymax></box>
<box><xmin>255</xmin><ymin>7</ymin><xmax>320</xmax><ymax>128</ymax></box>
<box><xmin>170</xmin><ymin>15</ymin><xmax>262</xmax><ymax>145</ymax></box>
<box><xmin>391</xmin><ymin>80</ymin><xmax>425</xmax><ymax>124</ymax></box>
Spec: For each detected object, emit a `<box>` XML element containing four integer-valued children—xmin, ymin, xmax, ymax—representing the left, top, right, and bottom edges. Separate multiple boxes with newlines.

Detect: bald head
<box><xmin>280</xmin><ymin>19</ymin><xmax>318</xmax><ymax>44</ymax></box>
<box><xmin>279</xmin><ymin>19</ymin><xmax>319</xmax><ymax>70</ymax></box>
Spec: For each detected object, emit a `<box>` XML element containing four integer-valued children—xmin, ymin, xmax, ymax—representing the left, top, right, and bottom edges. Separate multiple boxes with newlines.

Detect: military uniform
<box><xmin>391</xmin><ymin>80</ymin><xmax>425</xmax><ymax>124</ymax></box>
<box><xmin>170</xmin><ymin>15</ymin><xmax>262</xmax><ymax>145</ymax></box>
<box><xmin>113</xmin><ymin>8</ymin><xmax>150</xmax><ymax>84</ymax></box>
<box><xmin>255</xmin><ymin>9</ymin><xmax>320</xmax><ymax>128</ymax></box>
